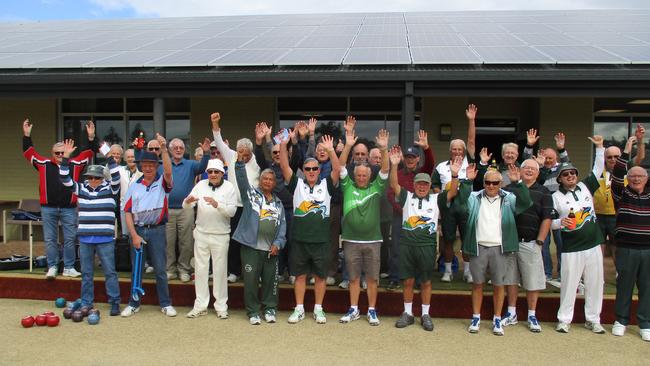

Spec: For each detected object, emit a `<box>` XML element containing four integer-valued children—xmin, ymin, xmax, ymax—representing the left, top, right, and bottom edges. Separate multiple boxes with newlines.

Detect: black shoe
<box><xmin>386</xmin><ymin>281</ymin><xmax>400</xmax><ymax>291</ymax></box>
<box><xmin>110</xmin><ymin>303</ymin><xmax>121</xmax><ymax>316</ymax></box>
<box><xmin>395</xmin><ymin>312</ymin><xmax>415</xmax><ymax>328</ymax></box>
<box><xmin>421</xmin><ymin>314</ymin><xmax>434</xmax><ymax>331</ymax></box>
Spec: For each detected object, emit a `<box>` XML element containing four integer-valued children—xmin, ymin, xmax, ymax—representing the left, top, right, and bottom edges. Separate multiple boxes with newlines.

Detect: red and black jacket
<box><xmin>23</xmin><ymin>136</ymin><xmax>98</xmax><ymax>208</ymax></box>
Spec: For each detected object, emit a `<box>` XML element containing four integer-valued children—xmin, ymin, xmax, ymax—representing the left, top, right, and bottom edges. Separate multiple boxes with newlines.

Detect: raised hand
<box><xmin>297</xmin><ymin>121</ymin><xmax>309</xmax><ymax>139</ymax></box>
<box><xmin>479</xmin><ymin>147</ymin><xmax>492</xmax><ymax>164</ymax></box>
<box><xmin>22</xmin><ymin>119</ymin><xmax>32</xmax><ymax>137</ymax></box>
<box><xmin>587</xmin><ymin>135</ymin><xmax>604</xmax><ymax>148</ymax></box>
<box><xmin>466</xmin><ymin>163</ymin><xmax>477</xmax><ymax>180</ymax></box>
<box><xmin>210</xmin><ymin>112</ymin><xmax>221</xmax><ymax>131</ymax></box>
<box><xmin>321</xmin><ymin>135</ymin><xmax>334</xmax><ymax>151</ymax></box>
<box><xmin>255</xmin><ymin>123</ymin><xmax>267</xmax><ymax>144</ymax></box>
<box><xmin>507</xmin><ymin>164</ymin><xmax>521</xmax><ymax>183</ymax></box>
<box><xmin>278</xmin><ymin>129</ymin><xmax>291</xmax><ymax>145</ymax></box>
<box><xmin>624</xmin><ymin>136</ymin><xmax>637</xmax><ymax>154</ymax></box>
<box><xmin>156</xmin><ymin>133</ymin><xmax>167</xmax><ymax>151</ymax></box>
<box><xmin>533</xmin><ymin>149</ymin><xmax>546</xmax><ymax>166</ymax></box>
<box><xmin>344</xmin><ymin>115</ymin><xmax>356</xmax><ymax>134</ymax></box>
<box><xmin>389</xmin><ymin>146</ymin><xmax>403</xmax><ymax>166</ymax></box>
<box><xmin>450</xmin><ymin>156</ymin><xmax>462</xmax><ymax>177</ymax></box>
<box><xmin>86</xmin><ymin>120</ymin><xmax>95</xmax><ymax>140</ymax></box>
<box><xmin>336</xmin><ymin>138</ymin><xmax>344</xmax><ymax>153</ymax></box>
<box><xmin>375</xmin><ymin>129</ymin><xmax>389</xmax><ymax>150</ymax></box>
<box><xmin>554</xmin><ymin>132</ymin><xmax>566</xmax><ymax>150</ymax></box>
<box><xmin>635</xmin><ymin>124</ymin><xmax>645</xmax><ymax>143</ymax></box>
<box><xmin>199</xmin><ymin>137</ymin><xmax>211</xmax><ymax>152</ymax></box>
<box><xmin>62</xmin><ymin>139</ymin><xmax>76</xmax><ymax>158</ymax></box>
<box><xmin>465</xmin><ymin>104</ymin><xmax>478</xmax><ymax>120</ymax></box>
<box><xmin>527</xmin><ymin>128</ymin><xmax>540</xmax><ymax>146</ymax></box>
<box><xmin>345</xmin><ymin>129</ymin><xmax>357</xmax><ymax>147</ymax></box>
<box><xmin>414</xmin><ymin>130</ymin><xmax>429</xmax><ymax>150</ymax></box>
<box><xmin>308</xmin><ymin>118</ymin><xmax>317</xmax><ymax>137</ymax></box>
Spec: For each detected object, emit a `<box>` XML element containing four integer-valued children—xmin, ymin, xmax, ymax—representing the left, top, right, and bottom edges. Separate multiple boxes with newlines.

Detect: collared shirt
<box><xmin>168</xmin><ymin>156</ymin><xmax>209</xmax><ymax>208</ymax></box>
<box><xmin>183</xmin><ymin>178</ymin><xmax>237</xmax><ymax>235</ymax></box>
<box><xmin>122</xmin><ymin>173</ymin><xmax>173</xmax><ymax>226</ymax></box>
<box><xmin>505</xmin><ymin>182</ymin><xmax>553</xmax><ymax>242</ymax></box>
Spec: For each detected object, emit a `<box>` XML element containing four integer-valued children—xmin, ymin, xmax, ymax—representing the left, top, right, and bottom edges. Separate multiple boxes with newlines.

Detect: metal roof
<box><xmin>0</xmin><ymin>9</ymin><xmax>650</xmax><ymax>69</ymax></box>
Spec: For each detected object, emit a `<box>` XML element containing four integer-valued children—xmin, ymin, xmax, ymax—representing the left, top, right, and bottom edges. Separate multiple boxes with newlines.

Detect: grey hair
<box><xmin>236</xmin><ymin>138</ymin><xmax>254</xmax><ymax>152</ymax></box>
<box><xmin>449</xmin><ymin>139</ymin><xmax>466</xmax><ymax>151</ymax></box>
<box><xmin>353</xmin><ymin>163</ymin><xmax>371</xmax><ymax>177</ymax></box>
<box><xmin>501</xmin><ymin>142</ymin><xmax>519</xmax><ymax>156</ymax></box>
<box><xmin>521</xmin><ymin>158</ymin><xmax>539</xmax><ymax>171</ymax></box>
<box><xmin>194</xmin><ymin>147</ymin><xmax>203</xmax><ymax>156</ymax></box>
<box><xmin>110</xmin><ymin>144</ymin><xmax>123</xmax><ymax>154</ymax></box>
<box><xmin>52</xmin><ymin>142</ymin><xmax>65</xmax><ymax>150</ymax></box>
<box><xmin>303</xmin><ymin>157</ymin><xmax>319</xmax><ymax>167</ymax></box>
<box><xmin>169</xmin><ymin>138</ymin><xmax>185</xmax><ymax>149</ymax></box>
<box><xmin>124</xmin><ymin>148</ymin><xmax>135</xmax><ymax>156</ymax></box>
<box><xmin>483</xmin><ymin>169</ymin><xmax>503</xmax><ymax>183</ymax></box>
<box><xmin>260</xmin><ymin>168</ymin><xmax>276</xmax><ymax>180</ymax></box>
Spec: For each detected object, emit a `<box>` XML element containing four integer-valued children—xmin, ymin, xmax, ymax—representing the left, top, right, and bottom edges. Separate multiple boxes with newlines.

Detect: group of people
<box><xmin>20</xmin><ymin>105</ymin><xmax>649</xmax><ymax>341</ymax></box>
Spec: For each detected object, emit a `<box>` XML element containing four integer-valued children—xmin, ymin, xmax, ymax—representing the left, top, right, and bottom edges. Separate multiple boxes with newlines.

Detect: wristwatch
<box><xmin>535</xmin><ymin>239</ymin><xmax>544</xmax><ymax>246</ymax></box>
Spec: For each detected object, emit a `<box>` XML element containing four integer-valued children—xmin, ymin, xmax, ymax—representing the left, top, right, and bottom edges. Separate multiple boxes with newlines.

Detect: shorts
<box><xmin>504</xmin><ymin>240</ymin><xmax>546</xmax><ymax>291</ymax></box>
<box><xmin>290</xmin><ymin>240</ymin><xmax>330</xmax><ymax>278</ymax></box>
<box><xmin>469</xmin><ymin>245</ymin><xmax>510</xmax><ymax>286</ymax></box>
<box><xmin>597</xmin><ymin>214</ymin><xmax>616</xmax><ymax>242</ymax></box>
<box><xmin>399</xmin><ymin>244</ymin><xmax>436</xmax><ymax>282</ymax></box>
<box><xmin>343</xmin><ymin>241</ymin><xmax>381</xmax><ymax>281</ymax></box>
<box><xmin>441</xmin><ymin>209</ymin><xmax>467</xmax><ymax>244</ymax></box>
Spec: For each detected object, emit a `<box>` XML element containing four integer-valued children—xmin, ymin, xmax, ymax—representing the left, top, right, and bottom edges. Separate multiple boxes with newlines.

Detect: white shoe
<box><xmin>362</xmin><ymin>280</ymin><xmax>367</xmax><ymax>290</ymax></box>
<box><xmin>62</xmin><ymin>268</ymin><xmax>81</xmax><ymax>278</ymax></box>
<box><xmin>289</xmin><ymin>276</ymin><xmax>296</xmax><ymax>285</ymax></box>
<box><xmin>46</xmin><ymin>266</ymin><xmax>57</xmax><ymax>280</ymax></box>
<box><xmin>227</xmin><ymin>274</ymin><xmax>238</xmax><ymax>283</ymax></box>
<box><xmin>179</xmin><ymin>272</ymin><xmax>191</xmax><ymax>283</ymax></box>
<box><xmin>468</xmin><ymin>317</ymin><xmax>480</xmax><ymax>333</ymax></box>
<box><xmin>585</xmin><ymin>321</ymin><xmax>605</xmax><ymax>334</ymax></box>
<box><xmin>547</xmin><ymin>279</ymin><xmax>561</xmax><ymax>288</ymax></box>
<box><xmin>264</xmin><ymin>310</ymin><xmax>276</xmax><ymax>323</ymax></box>
<box><xmin>121</xmin><ymin>305</ymin><xmax>140</xmax><ymax>317</ymax></box>
<box><xmin>167</xmin><ymin>272</ymin><xmax>178</xmax><ymax>280</ymax></box>
<box><xmin>338</xmin><ymin>280</ymin><xmax>349</xmax><ymax>289</ymax></box>
<box><xmin>216</xmin><ymin>311</ymin><xmax>229</xmax><ymax>319</ymax></box>
<box><xmin>326</xmin><ymin>276</ymin><xmax>336</xmax><ymax>286</ymax></box>
<box><xmin>612</xmin><ymin>321</ymin><xmax>626</xmax><ymax>336</ymax></box>
<box><xmin>309</xmin><ymin>277</ymin><xmax>315</xmax><ymax>285</ymax></box>
<box><xmin>441</xmin><ymin>272</ymin><xmax>452</xmax><ymax>282</ymax></box>
<box><xmin>287</xmin><ymin>308</ymin><xmax>305</xmax><ymax>324</ymax></box>
<box><xmin>380</xmin><ymin>272</ymin><xmax>389</xmax><ymax>279</ymax></box>
<box><xmin>464</xmin><ymin>272</ymin><xmax>473</xmax><ymax>284</ymax></box>
<box><xmin>314</xmin><ymin>309</ymin><xmax>327</xmax><ymax>324</ymax></box>
<box><xmin>340</xmin><ymin>308</ymin><xmax>360</xmax><ymax>323</ymax></box>
<box><xmin>555</xmin><ymin>322</ymin><xmax>570</xmax><ymax>333</ymax></box>
<box><xmin>641</xmin><ymin>329</ymin><xmax>650</xmax><ymax>342</ymax></box>
<box><xmin>145</xmin><ymin>266</ymin><xmax>154</xmax><ymax>274</ymax></box>
<box><xmin>577</xmin><ymin>281</ymin><xmax>585</xmax><ymax>296</ymax></box>
<box><xmin>249</xmin><ymin>315</ymin><xmax>261</xmax><ymax>325</ymax></box>
<box><xmin>492</xmin><ymin>318</ymin><xmax>504</xmax><ymax>336</ymax></box>
<box><xmin>186</xmin><ymin>308</ymin><xmax>207</xmax><ymax>318</ymax></box>
<box><xmin>161</xmin><ymin>306</ymin><xmax>177</xmax><ymax>317</ymax></box>
<box><xmin>501</xmin><ymin>312</ymin><xmax>518</xmax><ymax>327</ymax></box>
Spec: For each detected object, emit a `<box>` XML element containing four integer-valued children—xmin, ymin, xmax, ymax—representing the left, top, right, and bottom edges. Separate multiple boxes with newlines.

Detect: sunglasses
<box><xmin>207</xmin><ymin>170</ymin><xmax>221</xmax><ymax>174</ymax></box>
<box><xmin>87</xmin><ymin>176</ymin><xmax>103</xmax><ymax>181</ymax></box>
<box><xmin>484</xmin><ymin>180</ymin><xmax>501</xmax><ymax>186</ymax></box>
<box><xmin>148</xmin><ymin>147</ymin><xmax>160</xmax><ymax>151</ymax></box>
<box><xmin>53</xmin><ymin>151</ymin><xmax>64</xmax><ymax>156</ymax></box>
<box><xmin>561</xmin><ymin>170</ymin><xmax>577</xmax><ymax>177</ymax></box>
<box><xmin>272</xmin><ymin>151</ymin><xmax>280</xmax><ymax>155</ymax></box>
<box><xmin>304</xmin><ymin>166</ymin><xmax>319</xmax><ymax>172</ymax></box>
<box><xmin>606</xmin><ymin>155</ymin><xmax>620</xmax><ymax>159</ymax></box>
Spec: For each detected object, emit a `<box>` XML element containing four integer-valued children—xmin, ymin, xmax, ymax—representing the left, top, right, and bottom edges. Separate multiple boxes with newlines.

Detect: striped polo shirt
<box><xmin>122</xmin><ymin>173</ymin><xmax>173</xmax><ymax>226</ymax></box>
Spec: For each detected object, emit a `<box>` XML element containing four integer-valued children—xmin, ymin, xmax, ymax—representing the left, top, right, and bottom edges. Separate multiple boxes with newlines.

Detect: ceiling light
<box><xmin>628</xmin><ymin>99</ymin><xmax>650</xmax><ymax>104</ymax></box>
<box><xmin>596</xmin><ymin>109</ymin><xmax>625</xmax><ymax>113</ymax></box>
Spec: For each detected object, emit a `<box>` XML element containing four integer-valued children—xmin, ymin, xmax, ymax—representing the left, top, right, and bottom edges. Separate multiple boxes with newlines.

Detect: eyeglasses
<box><xmin>304</xmin><ymin>166</ymin><xmax>319</xmax><ymax>172</ymax></box>
<box><xmin>521</xmin><ymin>165</ymin><xmax>537</xmax><ymax>171</ymax></box>
<box><xmin>148</xmin><ymin>147</ymin><xmax>160</xmax><ymax>151</ymax></box>
<box><xmin>484</xmin><ymin>181</ymin><xmax>501</xmax><ymax>186</ymax></box>
<box><xmin>561</xmin><ymin>171</ymin><xmax>577</xmax><ymax>177</ymax></box>
<box><xmin>171</xmin><ymin>146</ymin><xmax>184</xmax><ymax>150</ymax></box>
<box><xmin>272</xmin><ymin>151</ymin><xmax>280</xmax><ymax>155</ymax></box>
<box><xmin>53</xmin><ymin>151</ymin><xmax>64</xmax><ymax>156</ymax></box>
<box><xmin>606</xmin><ymin>155</ymin><xmax>620</xmax><ymax>160</ymax></box>
<box><xmin>207</xmin><ymin>170</ymin><xmax>221</xmax><ymax>175</ymax></box>
<box><xmin>628</xmin><ymin>175</ymin><xmax>648</xmax><ymax>179</ymax></box>
<box><xmin>87</xmin><ymin>176</ymin><xmax>103</xmax><ymax>181</ymax></box>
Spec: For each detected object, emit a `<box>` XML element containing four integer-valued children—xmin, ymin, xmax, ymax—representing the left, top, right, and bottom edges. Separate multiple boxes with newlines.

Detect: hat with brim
<box><xmin>404</xmin><ymin>146</ymin><xmax>420</xmax><ymax>157</ymax></box>
<box><xmin>556</xmin><ymin>162</ymin><xmax>579</xmax><ymax>183</ymax></box>
<box><xmin>210</xmin><ymin>141</ymin><xmax>218</xmax><ymax>148</ymax></box>
<box><xmin>414</xmin><ymin>173</ymin><xmax>431</xmax><ymax>184</ymax></box>
<box><xmin>84</xmin><ymin>165</ymin><xmax>106</xmax><ymax>178</ymax></box>
<box><xmin>206</xmin><ymin>158</ymin><xmax>225</xmax><ymax>173</ymax></box>
<box><xmin>138</xmin><ymin>151</ymin><xmax>159</xmax><ymax>163</ymax></box>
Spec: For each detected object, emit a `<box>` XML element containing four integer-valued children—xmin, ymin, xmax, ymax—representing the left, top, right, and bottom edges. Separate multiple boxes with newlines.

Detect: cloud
<box><xmin>89</xmin><ymin>0</ymin><xmax>650</xmax><ymax>17</ymax></box>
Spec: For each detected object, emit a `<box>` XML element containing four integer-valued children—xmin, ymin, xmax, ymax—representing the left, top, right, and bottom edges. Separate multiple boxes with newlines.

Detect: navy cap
<box><xmin>404</xmin><ymin>146</ymin><xmax>420</xmax><ymax>157</ymax></box>
<box><xmin>138</xmin><ymin>151</ymin><xmax>159</xmax><ymax>163</ymax></box>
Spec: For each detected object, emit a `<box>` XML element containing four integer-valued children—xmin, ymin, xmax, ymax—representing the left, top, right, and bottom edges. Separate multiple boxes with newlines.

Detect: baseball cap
<box><xmin>414</xmin><ymin>173</ymin><xmax>431</xmax><ymax>184</ymax></box>
<box><xmin>206</xmin><ymin>158</ymin><xmax>225</xmax><ymax>173</ymax></box>
<box><xmin>84</xmin><ymin>165</ymin><xmax>106</xmax><ymax>178</ymax></box>
<box><xmin>404</xmin><ymin>146</ymin><xmax>420</xmax><ymax>157</ymax></box>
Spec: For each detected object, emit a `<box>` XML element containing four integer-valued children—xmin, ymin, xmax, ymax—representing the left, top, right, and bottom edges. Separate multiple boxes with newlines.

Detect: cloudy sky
<box><xmin>1</xmin><ymin>0</ymin><xmax>647</xmax><ymax>21</ymax></box>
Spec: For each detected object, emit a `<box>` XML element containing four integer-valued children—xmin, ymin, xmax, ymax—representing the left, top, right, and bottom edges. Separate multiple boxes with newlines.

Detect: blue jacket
<box><xmin>232</xmin><ymin>161</ymin><xmax>287</xmax><ymax>251</ymax></box>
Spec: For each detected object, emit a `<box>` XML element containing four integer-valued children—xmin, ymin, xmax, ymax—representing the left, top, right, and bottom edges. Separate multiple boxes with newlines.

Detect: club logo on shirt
<box><xmin>260</xmin><ymin>208</ymin><xmax>279</xmax><ymax>222</ymax></box>
<box><xmin>562</xmin><ymin>207</ymin><xmax>596</xmax><ymax>232</ymax></box>
<box><xmin>244</xmin><ymin>264</ymin><xmax>252</xmax><ymax>273</ymax></box>
<box><xmin>403</xmin><ymin>216</ymin><xmax>436</xmax><ymax>234</ymax></box>
<box><xmin>295</xmin><ymin>200</ymin><xmax>327</xmax><ymax>219</ymax></box>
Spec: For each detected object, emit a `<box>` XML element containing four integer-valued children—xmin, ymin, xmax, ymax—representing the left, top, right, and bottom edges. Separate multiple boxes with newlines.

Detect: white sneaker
<box><xmin>289</xmin><ymin>276</ymin><xmax>296</xmax><ymax>285</ymax></box>
<box><xmin>167</xmin><ymin>272</ymin><xmax>178</xmax><ymax>280</ymax></box>
<box><xmin>186</xmin><ymin>308</ymin><xmax>207</xmax><ymax>318</ymax></box>
<box><xmin>62</xmin><ymin>268</ymin><xmax>81</xmax><ymax>278</ymax></box>
<box><xmin>362</xmin><ymin>280</ymin><xmax>368</xmax><ymax>290</ymax></box>
<box><xmin>314</xmin><ymin>309</ymin><xmax>327</xmax><ymax>324</ymax></box>
<box><xmin>585</xmin><ymin>321</ymin><xmax>605</xmax><ymax>334</ymax></box>
<box><xmin>641</xmin><ymin>329</ymin><xmax>650</xmax><ymax>342</ymax></box>
<box><xmin>216</xmin><ymin>311</ymin><xmax>229</xmax><ymax>319</ymax></box>
<box><xmin>528</xmin><ymin>315</ymin><xmax>542</xmax><ymax>333</ymax></box>
<box><xmin>121</xmin><ymin>305</ymin><xmax>140</xmax><ymax>317</ymax></box>
<box><xmin>577</xmin><ymin>281</ymin><xmax>585</xmax><ymax>296</ymax></box>
<box><xmin>468</xmin><ymin>317</ymin><xmax>480</xmax><ymax>333</ymax></box>
<box><xmin>339</xmin><ymin>308</ymin><xmax>360</xmax><ymax>323</ymax></box>
<box><xmin>547</xmin><ymin>279</ymin><xmax>562</xmax><ymax>288</ymax></box>
<box><xmin>161</xmin><ymin>306</ymin><xmax>177</xmax><ymax>317</ymax></box>
<box><xmin>227</xmin><ymin>273</ymin><xmax>238</xmax><ymax>283</ymax></box>
<box><xmin>501</xmin><ymin>312</ymin><xmax>518</xmax><ymax>326</ymax></box>
<box><xmin>287</xmin><ymin>308</ymin><xmax>305</xmax><ymax>324</ymax></box>
<box><xmin>380</xmin><ymin>273</ymin><xmax>389</xmax><ymax>279</ymax></box>
<box><xmin>441</xmin><ymin>272</ymin><xmax>453</xmax><ymax>282</ymax></box>
<box><xmin>367</xmin><ymin>309</ymin><xmax>380</xmax><ymax>326</ymax></box>
<box><xmin>145</xmin><ymin>265</ymin><xmax>154</xmax><ymax>274</ymax></box>
<box><xmin>326</xmin><ymin>277</ymin><xmax>336</xmax><ymax>286</ymax></box>
<box><xmin>249</xmin><ymin>315</ymin><xmax>261</xmax><ymax>325</ymax></box>
<box><xmin>179</xmin><ymin>272</ymin><xmax>191</xmax><ymax>283</ymax></box>
<box><xmin>46</xmin><ymin>266</ymin><xmax>57</xmax><ymax>280</ymax></box>
<box><xmin>492</xmin><ymin>318</ymin><xmax>504</xmax><ymax>336</ymax></box>
<box><xmin>611</xmin><ymin>321</ymin><xmax>626</xmax><ymax>336</ymax></box>
<box><xmin>338</xmin><ymin>280</ymin><xmax>349</xmax><ymax>289</ymax></box>
<box><xmin>309</xmin><ymin>277</ymin><xmax>315</xmax><ymax>285</ymax></box>
<box><xmin>464</xmin><ymin>272</ymin><xmax>473</xmax><ymax>284</ymax></box>
<box><xmin>264</xmin><ymin>310</ymin><xmax>276</xmax><ymax>323</ymax></box>
<box><xmin>555</xmin><ymin>322</ymin><xmax>570</xmax><ymax>333</ymax></box>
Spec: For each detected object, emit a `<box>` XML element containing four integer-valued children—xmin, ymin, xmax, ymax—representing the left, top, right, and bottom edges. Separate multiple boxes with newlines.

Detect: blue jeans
<box><xmin>41</xmin><ymin>206</ymin><xmax>77</xmax><ymax>269</ymax></box>
<box><xmin>80</xmin><ymin>241</ymin><xmax>120</xmax><ymax>307</ymax></box>
<box><xmin>129</xmin><ymin>225</ymin><xmax>171</xmax><ymax>308</ymax></box>
<box><xmin>389</xmin><ymin>214</ymin><xmax>402</xmax><ymax>282</ymax></box>
<box><xmin>543</xmin><ymin>229</ymin><xmax>563</xmax><ymax>279</ymax></box>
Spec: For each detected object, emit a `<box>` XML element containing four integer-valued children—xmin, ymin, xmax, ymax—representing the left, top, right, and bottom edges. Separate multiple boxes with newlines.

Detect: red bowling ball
<box><xmin>46</xmin><ymin>315</ymin><xmax>60</xmax><ymax>327</ymax></box>
<box><xmin>34</xmin><ymin>314</ymin><xmax>47</xmax><ymax>326</ymax></box>
<box><xmin>21</xmin><ymin>316</ymin><xmax>35</xmax><ymax>328</ymax></box>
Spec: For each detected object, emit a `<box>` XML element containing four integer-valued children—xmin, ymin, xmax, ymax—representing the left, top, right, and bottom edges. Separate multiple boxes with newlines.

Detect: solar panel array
<box><xmin>0</xmin><ymin>9</ymin><xmax>649</xmax><ymax>68</ymax></box>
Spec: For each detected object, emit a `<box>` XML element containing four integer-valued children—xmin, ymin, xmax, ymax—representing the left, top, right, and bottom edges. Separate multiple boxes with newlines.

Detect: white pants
<box><xmin>557</xmin><ymin>245</ymin><xmax>604</xmax><ymax>324</ymax></box>
<box><xmin>193</xmin><ymin>229</ymin><xmax>229</xmax><ymax>312</ymax></box>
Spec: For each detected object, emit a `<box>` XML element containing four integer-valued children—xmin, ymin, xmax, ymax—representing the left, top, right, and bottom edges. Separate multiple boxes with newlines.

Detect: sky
<box><xmin>1</xmin><ymin>0</ymin><xmax>648</xmax><ymax>21</ymax></box>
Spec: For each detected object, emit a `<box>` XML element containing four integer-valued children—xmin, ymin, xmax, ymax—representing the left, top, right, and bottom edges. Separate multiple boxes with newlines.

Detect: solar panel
<box><xmin>189</xmin><ymin>37</ymin><xmax>254</xmax><ymax>49</ymax></box>
<box><xmin>404</xmin><ymin>16</ymin><xmax>446</xmax><ymax>24</ymax></box>
<box><xmin>408</xmin><ymin>33</ymin><xmax>466</xmax><ymax>47</ymax></box>
<box><xmin>0</xmin><ymin>40</ymin><xmax>69</xmax><ymax>53</ymax></box>
<box><xmin>599</xmin><ymin>46</ymin><xmax>650</xmax><ymax>64</ymax></box>
<box><xmin>0</xmin><ymin>52</ymin><xmax>66</xmax><ymax>68</ymax></box>
<box><xmin>296</xmin><ymin>35</ymin><xmax>355</xmax><ymax>48</ymax></box>
<box><xmin>210</xmin><ymin>49</ymin><xmax>290</xmax><ymax>66</ymax></box>
<box><xmin>363</xmin><ymin>17</ymin><xmax>404</xmax><ymax>25</ymax></box>
<box><xmin>499</xmin><ymin>23</ymin><xmax>555</xmax><ymax>33</ymax></box>
<box><xmin>406</xmin><ymin>24</ymin><xmax>455</xmax><ymax>33</ymax></box>
<box><xmin>451</xmin><ymin>23</ymin><xmax>505</xmax><ymax>33</ymax></box>
<box><xmin>533</xmin><ymin>46</ymin><xmax>628</xmax><ymax>64</ymax></box>
<box><xmin>565</xmin><ymin>33</ymin><xmax>646</xmax><ymax>46</ymax></box>
<box><xmin>410</xmin><ymin>46</ymin><xmax>481</xmax><ymax>64</ymax></box>
<box><xmin>353</xmin><ymin>35</ymin><xmax>408</xmax><ymax>48</ymax></box>
<box><xmin>30</xmin><ymin>52</ymin><xmax>120</xmax><ymax>68</ymax></box>
<box><xmin>240</xmin><ymin>36</ymin><xmax>307</xmax><ymax>49</ymax></box>
<box><xmin>147</xmin><ymin>49</ymin><xmax>232</xmax><ymax>66</ymax></box>
<box><xmin>628</xmin><ymin>33</ymin><xmax>650</xmax><ymax>43</ymax></box>
<box><xmin>84</xmin><ymin>39</ymin><xmax>159</xmax><ymax>52</ymax></box>
<box><xmin>135</xmin><ymin>38</ymin><xmax>206</xmax><ymax>51</ymax></box>
<box><xmin>321</xmin><ymin>17</ymin><xmax>365</xmax><ymax>25</ymax></box>
<box><xmin>359</xmin><ymin>24</ymin><xmax>406</xmax><ymax>35</ymax></box>
<box><xmin>214</xmin><ymin>27</ymin><xmax>271</xmax><ymax>37</ymax></box>
<box><xmin>311</xmin><ymin>25</ymin><xmax>361</xmax><ymax>36</ymax></box>
<box><xmin>275</xmin><ymin>48</ymin><xmax>347</xmax><ymax>65</ymax></box>
<box><xmin>473</xmin><ymin>46</ymin><xmax>554</xmax><ymax>64</ymax></box>
<box><xmin>84</xmin><ymin>50</ymin><xmax>172</xmax><ymax>67</ymax></box>
<box><xmin>37</xmin><ymin>40</ymin><xmax>110</xmax><ymax>52</ymax></box>
<box><xmin>514</xmin><ymin>33</ymin><xmax>584</xmax><ymax>46</ymax></box>
<box><xmin>547</xmin><ymin>23</ymin><xmax>611</xmax><ymax>32</ymax></box>
<box><xmin>461</xmin><ymin>33</ymin><xmax>526</xmax><ymax>46</ymax></box>
<box><xmin>264</xmin><ymin>26</ymin><xmax>317</xmax><ymax>37</ymax></box>
<box><xmin>343</xmin><ymin>47</ymin><xmax>411</xmax><ymax>65</ymax></box>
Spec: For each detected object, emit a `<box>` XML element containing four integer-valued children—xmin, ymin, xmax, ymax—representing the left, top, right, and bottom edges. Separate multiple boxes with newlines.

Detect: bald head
<box><xmin>605</xmin><ymin>146</ymin><xmax>622</xmax><ymax>171</ymax></box>
<box><xmin>627</xmin><ymin>166</ymin><xmax>648</xmax><ymax>194</ymax></box>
